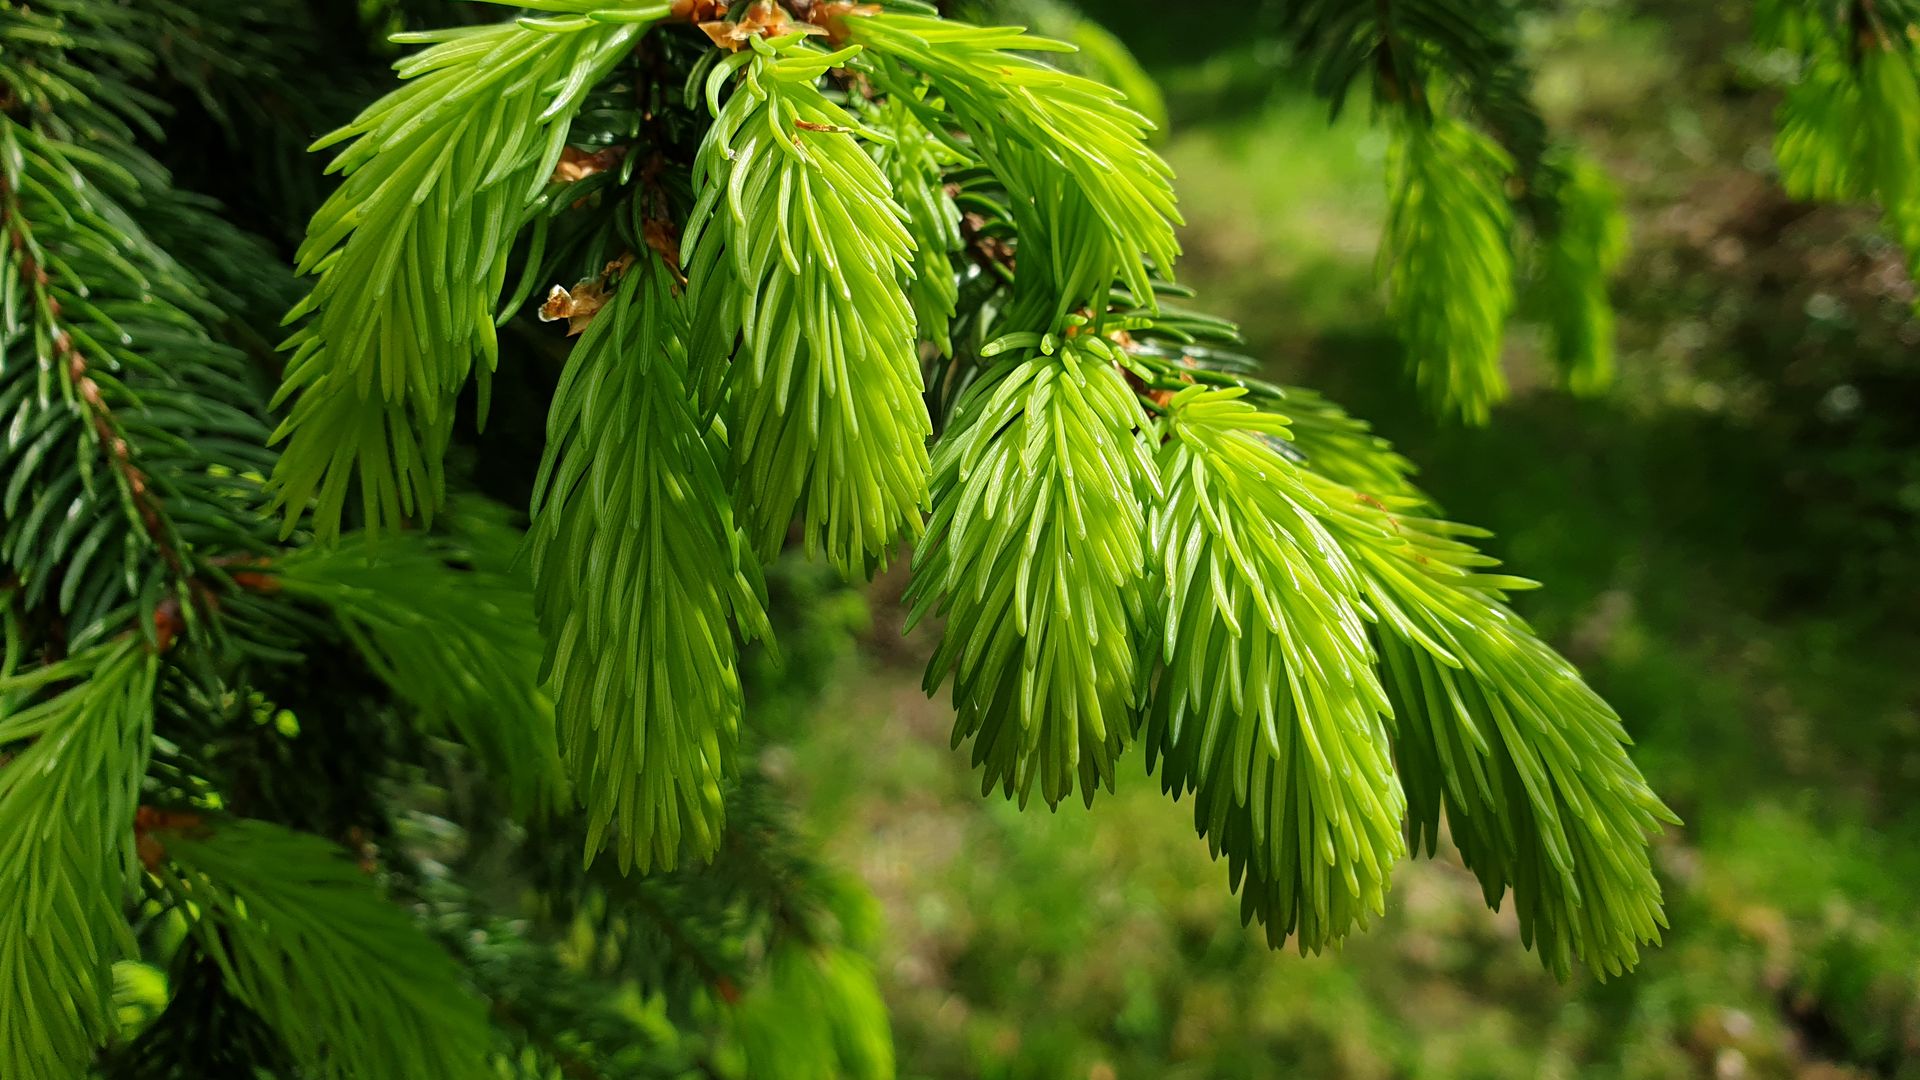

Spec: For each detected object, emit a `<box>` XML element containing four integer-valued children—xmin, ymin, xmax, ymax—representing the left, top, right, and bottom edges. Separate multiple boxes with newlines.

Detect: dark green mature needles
<box><xmin>0</xmin><ymin>641</ymin><xmax>155</xmax><ymax>1078</ymax></box>
<box><xmin>531</xmin><ymin>253</ymin><xmax>770</xmax><ymax>872</ymax></box>
<box><xmin>155</xmin><ymin>819</ymin><xmax>494</xmax><ymax>1080</ymax></box>
<box><xmin>270</xmin><ymin>521</ymin><xmax>567</xmax><ymax>818</ymax></box>
<box><xmin>907</xmin><ymin>341</ymin><xmax>1156</xmax><ymax>808</ymax></box>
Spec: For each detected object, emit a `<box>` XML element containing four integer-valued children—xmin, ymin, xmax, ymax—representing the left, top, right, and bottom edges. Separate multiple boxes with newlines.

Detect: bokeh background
<box><xmin>769</xmin><ymin>2</ymin><xmax>1920</xmax><ymax>1076</ymax></box>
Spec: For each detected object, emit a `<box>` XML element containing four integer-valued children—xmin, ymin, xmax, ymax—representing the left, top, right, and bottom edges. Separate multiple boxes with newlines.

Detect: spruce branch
<box><xmin>906</xmin><ymin>339</ymin><xmax>1157</xmax><ymax>809</ymax></box>
<box><xmin>152</xmin><ymin>817</ymin><xmax>495</xmax><ymax>1080</ymax></box>
<box><xmin>269</xmin><ymin>1</ymin><xmax>673</xmax><ymax>541</ymax></box>
<box><xmin>684</xmin><ymin>38</ymin><xmax>932</xmax><ymax>576</ymax></box>
<box><xmin>530</xmin><ymin>250</ymin><xmax>771</xmax><ymax>873</ymax></box>
<box><xmin>1770</xmin><ymin>17</ymin><xmax>1920</xmax><ymax>300</ymax></box>
<box><xmin>1146</xmin><ymin>387</ymin><xmax>1405</xmax><ymax>951</ymax></box>
<box><xmin>1533</xmin><ymin>152</ymin><xmax>1627</xmax><ymax>396</ymax></box>
<box><xmin>0</xmin><ymin>637</ymin><xmax>157</xmax><ymax>1078</ymax></box>
<box><xmin>1382</xmin><ymin>116</ymin><xmax>1517</xmax><ymax>425</ymax></box>
<box><xmin>867</xmin><ymin>93</ymin><xmax>966</xmax><ymax>358</ymax></box>
<box><xmin>848</xmin><ymin>11</ymin><xmax>1181</xmax><ymax>327</ymax></box>
<box><xmin>1295</xmin><ymin>464</ymin><xmax>1680</xmax><ymax>978</ymax></box>
<box><xmin>1</xmin><ymin>8</ymin><xmax>274</xmax><ymax>644</ymax></box>
<box><xmin>267</xmin><ymin>516</ymin><xmax>569</xmax><ymax>819</ymax></box>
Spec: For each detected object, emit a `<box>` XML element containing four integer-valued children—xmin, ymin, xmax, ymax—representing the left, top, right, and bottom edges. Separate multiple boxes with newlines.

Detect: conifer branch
<box><xmin>685</xmin><ymin>38</ymin><xmax>931</xmax><ymax>576</ymax></box>
<box><xmin>1</xmin><ymin>5</ymin><xmax>274</xmax><ymax>642</ymax></box>
<box><xmin>152</xmin><ymin>817</ymin><xmax>495</xmax><ymax>1080</ymax></box>
<box><xmin>1534</xmin><ymin>153</ymin><xmax>1627</xmax><ymax>396</ymax></box>
<box><xmin>1147</xmin><ymin>387</ymin><xmax>1405</xmax><ymax>951</ymax></box>
<box><xmin>269</xmin><ymin>1</ymin><xmax>673</xmax><ymax>541</ymax></box>
<box><xmin>1382</xmin><ymin>116</ymin><xmax>1516</xmax><ymax>425</ymax></box>
<box><xmin>1296</xmin><ymin>464</ymin><xmax>1680</xmax><ymax>978</ymax></box>
<box><xmin>1767</xmin><ymin>4</ymin><xmax>1920</xmax><ymax>302</ymax></box>
<box><xmin>0</xmin><ymin>638</ymin><xmax>157</xmax><ymax>1077</ymax></box>
<box><xmin>847</xmin><ymin>12</ymin><xmax>1181</xmax><ymax>327</ymax></box>
<box><xmin>906</xmin><ymin>339</ymin><xmax>1157</xmax><ymax>808</ymax></box>
<box><xmin>267</xmin><ymin>517</ymin><xmax>568</xmax><ymax>818</ymax></box>
<box><xmin>530</xmin><ymin>251</ymin><xmax>771</xmax><ymax>872</ymax></box>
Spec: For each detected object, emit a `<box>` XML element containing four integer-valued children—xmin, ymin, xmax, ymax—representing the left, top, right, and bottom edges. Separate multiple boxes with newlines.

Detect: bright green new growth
<box><xmin>907</xmin><ymin>341</ymin><xmax>1156</xmax><ymax>809</ymax></box>
<box><xmin>0</xmin><ymin>640</ymin><xmax>154</xmax><ymax>1079</ymax></box>
<box><xmin>1261</xmin><ymin>0</ymin><xmax>1637</xmax><ymax>420</ymax></box>
<box><xmin>734</xmin><ymin>940</ymin><xmax>894</xmax><ymax>1080</ymax></box>
<box><xmin>1773</xmin><ymin>43</ymin><xmax>1920</xmax><ymax>294</ymax></box>
<box><xmin>849</xmin><ymin>13</ymin><xmax>1180</xmax><ymax>324</ymax></box>
<box><xmin>1148</xmin><ymin>388</ymin><xmax>1405</xmax><ymax>952</ymax></box>
<box><xmin>685</xmin><ymin>40</ymin><xmax>932</xmax><ymax>576</ymax></box>
<box><xmin>1535</xmin><ymin>155</ymin><xmax>1628</xmax><ymax>396</ymax></box>
<box><xmin>155</xmin><ymin>819</ymin><xmax>494</xmax><ymax>1080</ymax></box>
<box><xmin>1298</xmin><ymin>470</ymin><xmax>1678</xmax><ymax>978</ymax></box>
<box><xmin>531</xmin><ymin>253</ymin><xmax>771</xmax><ymax>873</ymax></box>
<box><xmin>271</xmin><ymin>1</ymin><xmax>671</xmax><ymax>540</ymax></box>
<box><xmin>0</xmin><ymin>4</ymin><xmax>1723</xmax><ymax>1069</ymax></box>
<box><xmin>869</xmin><ymin>96</ymin><xmax>966</xmax><ymax>358</ymax></box>
<box><xmin>1384</xmin><ymin>117</ymin><xmax>1518</xmax><ymax>425</ymax></box>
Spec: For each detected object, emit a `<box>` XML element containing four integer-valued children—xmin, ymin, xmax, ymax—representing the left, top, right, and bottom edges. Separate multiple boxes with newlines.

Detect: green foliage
<box><xmin>531</xmin><ymin>253</ymin><xmax>770</xmax><ymax>872</ymax></box>
<box><xmin>270</xmin><ymin>0</ymin><xmax>672</xmax><ymax>540</ymax></box>
<box><xmin>849</xmin><ymin>12</ymin><xmax>1180</xmax><ymax>324</ymax></box>
<box><xmin>0</xmin><ymin>639</ymin><xmax>155</xmax><ymax>1079</ymax></box>
<box><xmin>1280</xmin><ymin>0</ymin><xmax>1524</xmax><ymax>117</ymax></box>
<box><xmin>685</xmin><ymin>40</ymin><xmax>931</xmax><ymax>575</ymax></box>
<box><xmin>906</xmin><ymin>341</ymin><xmax>1155</xmax><ymax>809</ymax></box>
<box><xmin>1382</xmin><ymin>117</ymin><xmax>1517</xmax><ymax>424</ymax></box>
<box><xmin>1773</xmin><ymin>38</ymin><xmax>1920</xmax><ymax>294</ymax></box>
<box><xmin>1148</xmin><ymin>388</ymin><xmax>1403</xmax><ymax>951</ymax></box>
<box><xmin>4</xmin><ymin>0</ymin><xmax>1804</xmax><ymax>1073</ymax></box>
<box><xmin>1299</xmin><ymin>467</ymin><xmax>1677</xmax><ymax>978</ymax></box>
<box><xmin>153</xmin><ymin>818</ymin><xmax>493</xmax><ymax>1080</ymax></box>
<box><xmin>1246</xmin><ymin>0</ymin><xmax>1637</xmax><ymax>417</ymax></box>
<box><xmin>868</xmin><ymin>96</ymin><xmax>966</xmax><ymax>358</ymax></box>
<box><xmin>734</xmin><ymin>941</ymin><xmax>893</xmax><ymax>1080</ymax></box>
<box><xmin>1533</xmin><ymin>154</ymin><xmax>1627</xmax><ymax>396</ymax></box>
<box><xmin>268</xmin><ymin>514</ymin><xmax>567</xmax><ymax>818</ymax></box>
<box><xmin>1</xmin><ymin>3</ymin><xmax>273</xmax><ymax>646</ymax></box>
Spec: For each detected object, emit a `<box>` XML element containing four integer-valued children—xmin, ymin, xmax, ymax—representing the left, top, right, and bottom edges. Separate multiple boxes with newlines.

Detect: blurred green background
<box><xmin>770</xmin><ymin>2</ymin><xmax>1920</xmax><ymax>1077</ymax></box>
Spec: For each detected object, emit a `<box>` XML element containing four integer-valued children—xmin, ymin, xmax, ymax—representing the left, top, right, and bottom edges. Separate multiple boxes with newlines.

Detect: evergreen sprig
<box><xmin>1382</xmin><ymin>116</ymin><xmax>1517</xmax><ymax>425</ymax></box>
<box><xmin>906</xmin><ymin>339</ymin><xmax>1156</xmax><ymax>809</ymax></box>
<box><xmin>849</xmin><ymin>12</ymin><xmax>1181</xmax><ymax>325</ymax></box>
<box><xmin>270</xmin><ymin>0</ymin><xmax>673</xmax><ymax>540</ymax></box>
<box><xmin>0</xmin><ymin>638</ymin><xmax>156</xmax><ymax>1078</ymax></box>
<box><xmin>1147</xmin><ymin>388</ymin><xmax>1404</xmax><ymax>951</ymax></box>
<box><xmin>530</xmin><ymin>251</ymin><xmax>771</xmax><ymax>872</ymax></box>
<box><xmin>153</xmin><ymin>818</ymin><xmax>494</xmax><ymax>1080</ymax></box>
<box><xmin>1298</xmin><ymin>466</ymin><xmax>1679</xmax><ymax>977</ymax></box>
<box><xmin>1765</xmin><ymin>2</ymin><xmax>1920</xmax><ymax>300</ymax></box>
<box><xmin>1262</xmin><ymin>0</ymin><xmax>1634</xmax><ymax>418</ymax></box>
<box><xmin>0</xmin><ymin>2</ymin><xmax>1725</xmax><ymax>1071</ymax></box>
<box><xmin>1</xmin><ymin>3</ymin><xmax>274</xmax><ymax>646</ymax></box>
<box><xmin>1533</xmin><ymin>153</ymin><xmax>1627</xmax><ymax>396</ymax></box>
<box><xmin>268</xmin><ymin>517</ymin><xmax>568</xmax><ymax>819</ymax></box>
<box><xmin>685</xmin><ymin>38</ymin><xmax>931</xmax><ymax>575</ymax></box>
